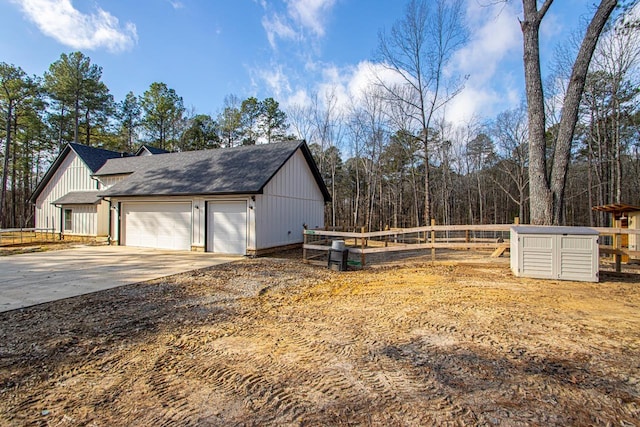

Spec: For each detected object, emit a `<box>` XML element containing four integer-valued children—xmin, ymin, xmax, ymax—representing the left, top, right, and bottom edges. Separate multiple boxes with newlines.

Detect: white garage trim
<box><xmin>206</xmin><ymin>200</ymin><xmax>248</xmax><ymax>255</ymax></box>
<box><xmin>122</xmin><ymin>202</ymin><xmax>192</xmax><ymax>250</ymax></box>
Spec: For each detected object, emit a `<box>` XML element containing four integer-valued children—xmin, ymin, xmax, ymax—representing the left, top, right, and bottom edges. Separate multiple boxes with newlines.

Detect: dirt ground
<box><xmin>0</xmin><ymin>251</ymin><xmax>639</xmax><ymax>426</ymax></box>
<box><xmin>0</xmin><ymin>237</ymin><xmax>103</xmax><ymax>257</ymax></box>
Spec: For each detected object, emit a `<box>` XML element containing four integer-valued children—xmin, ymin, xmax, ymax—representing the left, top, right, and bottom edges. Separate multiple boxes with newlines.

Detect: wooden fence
<box><xmin>303</xmin><ymin>223</ymin><xmax>640</xmax><ymax>272</ymax></box>
<box><xmin>304</xmin><ymin>222</ymin><xmax>513</xmax><ymax>267</ymax></box>
<box><xmin>0</xmin><ymin>228</ymin><xmax>57</xmax><ymax>246</ymax></box>
<box><xmin>593</xmin><ymin>227</ymin><xmax>640</xmax><ymax>272</ymax></box>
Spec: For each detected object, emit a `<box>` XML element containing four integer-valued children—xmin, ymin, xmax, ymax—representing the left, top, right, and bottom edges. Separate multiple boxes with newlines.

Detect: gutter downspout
<box><xmin>56</xmin><ymin>204</ymin><xmax>63</xmax><ymax>240</ymax></box>
<box><xmin>105</xmin><ymin>198</ymin><xmax>113</xmax><ymax>245</ymax></box>
<box><xmin>117</xmin><ymin>202</ymin><xmax>122</xmax><ymax>245</ymax></box>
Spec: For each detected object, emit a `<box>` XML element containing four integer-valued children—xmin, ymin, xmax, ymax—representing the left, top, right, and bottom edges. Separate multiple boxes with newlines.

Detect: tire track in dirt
<box><xmin>1</xmin><ymin>258</ymin><xmax>639</xmax><ymax>425</ymax></box>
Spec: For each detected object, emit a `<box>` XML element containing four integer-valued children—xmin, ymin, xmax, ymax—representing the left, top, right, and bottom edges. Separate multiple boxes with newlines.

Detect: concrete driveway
<box><xmin>0</xmin><ymin>246</ymin><xmax>239</xmax><ymax>312</ymax></box>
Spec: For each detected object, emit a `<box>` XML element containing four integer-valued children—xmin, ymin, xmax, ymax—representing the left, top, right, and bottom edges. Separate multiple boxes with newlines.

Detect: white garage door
<box><xmin>207</xmin><ymin>201</ymin><xmax>247</xmax><ymax>255</ymax></box>
<box><xmin>123</xmin><ymin>202</ymin><xmax>192</xmax><ymax>250</ymax></box>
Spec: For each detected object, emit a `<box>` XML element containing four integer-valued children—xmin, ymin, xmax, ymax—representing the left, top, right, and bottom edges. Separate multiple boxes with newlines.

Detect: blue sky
<box><xmin>1</xmin><ymin>0</ymin><xmax>596</xmax><ymax>125</ymax></box>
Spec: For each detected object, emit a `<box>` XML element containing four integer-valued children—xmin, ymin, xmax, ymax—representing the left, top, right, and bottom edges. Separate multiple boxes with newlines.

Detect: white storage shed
<box><xmin>510</xmin><ymin>226</ymin><xmax>599</xmax><ymax>282</ymax></box>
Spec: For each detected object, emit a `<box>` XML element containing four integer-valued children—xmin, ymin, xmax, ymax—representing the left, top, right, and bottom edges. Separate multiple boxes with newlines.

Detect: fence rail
<box><xmin>304</xmin><ymin>223</ymin><xmax>513</xmax><ymax>267</ymax></box>
<box><xmin>0</xmin><ymin>228</ymin><xmax>57</xmax><ymax>246</ymax></box>
<box><xmin>303</xmin><ymin>224</ymin><xmax>640</xmax><ymax>271</ymax></box>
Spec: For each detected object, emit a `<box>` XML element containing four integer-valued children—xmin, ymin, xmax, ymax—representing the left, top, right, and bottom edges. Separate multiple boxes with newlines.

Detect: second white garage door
<box><xmin>122</xmin><ymin>202</ymin><xmax>192</xmax><ymax>250</ymax></box>
<box><xmin>207</xmin><ymin>201</ymin><xmax>247</xmax><ymax>255</ymax></box>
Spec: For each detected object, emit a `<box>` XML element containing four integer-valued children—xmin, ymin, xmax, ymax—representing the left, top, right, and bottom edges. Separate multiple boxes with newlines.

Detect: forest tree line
<box><xmin>1</xmin><ymin>0</ymin><xmax>639</xmax><ymax>230</ymax></box>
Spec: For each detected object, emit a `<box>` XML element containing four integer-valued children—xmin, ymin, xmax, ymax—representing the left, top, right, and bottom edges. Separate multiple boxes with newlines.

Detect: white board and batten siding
<box><xmin>35</xmin><ymin>151</ymin><xmax>98</xmax><ymax>235</ymax></box>
<box><xmin>510</xmin><ymin>226</ymin><xmax>599</xmax><ymax>282</ymax></box>
<box><xmin>255</xmin><ymin>149</ymin><xmax>325</xmax><ymax>250</ymax></box>
<box><xmin>65</xmin><ymin>204</ymin><xmax>99</xmax><ymax>236</ymax></box>
<box><xmin>99</xmin><ymin>174</ymin><xmax>128</xmax><ymax>190</ymax></box>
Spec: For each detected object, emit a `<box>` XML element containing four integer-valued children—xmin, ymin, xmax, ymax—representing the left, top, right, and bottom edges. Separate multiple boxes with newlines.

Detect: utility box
<box><xmin>328</xmin><ymin>240</ymin><xmax>348</xmax><ymax>271</ymax></box>
<box><xmin>510</xmin><ymin>226</ymin><xmax>599</xmax><ymax>282</ymax></box>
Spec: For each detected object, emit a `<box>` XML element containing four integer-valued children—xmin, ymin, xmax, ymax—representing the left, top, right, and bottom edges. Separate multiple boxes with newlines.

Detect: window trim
<box><xmin>64</xmin><ymin>208</ymin><xmax>72</xmax><ymax>231</ymax></box>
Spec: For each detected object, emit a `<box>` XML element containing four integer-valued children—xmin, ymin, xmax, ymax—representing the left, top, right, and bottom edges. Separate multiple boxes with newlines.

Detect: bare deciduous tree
<box><xmin>491</xmin><ymin>103</ymin><xmax>530</xmax><ymax>221</ymax></box>
<box><xmin>376</xmin><ymin>0</ymin><xmax>468</xmax><ymax>225</ymax></box>
<box><xmin>521</xmin><ymin>0</ymin><xmax>619</xmax><ymax>224</ymax></box>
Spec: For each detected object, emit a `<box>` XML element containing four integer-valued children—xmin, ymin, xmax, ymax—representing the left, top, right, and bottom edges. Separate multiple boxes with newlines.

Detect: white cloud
<box><xmin>168</xmin><ymin>1</ymin><xmax>185</xmax><ymax>10</ymax></box>
<box><xmin>444</xmin><ymin>1</ymin><xmax>523</xmax><ymax>122</ymax></box>
<box><xmin>279</xmin><ymin>60</ymin><xmax>408</xmax><ymax>117</ymax></box>
<box><xmin>12</xmin><ymin>0</ymin><xmax>137</xmax><ymax>53</ymax></box>
<box><xmin>540</xmin><ymin>9</ymin><xmax>565</xmax><ymax>41</ymax></box>
<box><xmin>255</xmin><ymin>65</ymin><xmax>292</xmax><ymax>99</ymax></box>
<box><xmin>262</xmin><ymin>0</ymin><xmax>527</xmax><ymax>127</ymax></box>
<box><xmin>285</xmin><ymin>88</ymin><xmax>312</xmax><ymax>108</ymax></box>
<box><xmin>262</xmin><ymin>13</ymin><xmax>297</xmax><ymax>49</ymax></box>
<box><xmin>286</xmin><ymin>1</ymin><xmax>525</xmax><ymax>125</ymax></box>
<box><xmin>346</xmin><ymin>61</ymin><xmax>407</xmax><ymax>100</ymax></box>
<box><xmin>286</xmin><ymin>0</ymin><xmax>336</xmax><ymax>37</ymax></box>
<box><xmin>453</xmin><ymin>2</ymin><xmax>521</xmax><ymax>82</ymax></box>
<box><xmin>260</xmin><ymin>0</ymin><xmax>336</xmax><ymax>49</ymax></box>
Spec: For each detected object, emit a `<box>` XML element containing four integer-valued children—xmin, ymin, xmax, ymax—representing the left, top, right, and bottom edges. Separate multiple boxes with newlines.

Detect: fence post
<box><xmin>361</xmin><ymin>226</ymin><xmax>366</xmax><ymax>267</ymax></box>
<box><xmin>384</xmin><ymin>225</ymin><xmax>389</xmax><ymax>247</ymax></box>
<box><xmin>303</xmin><ymin>231</ymin><xmax>308</xmax><ymax>264</ymax></box>
<box><xmin>616</xmin><ymin>231</ymin><xmax>621</xmax><ymax>270</ymax></box>
<box><xmin>431</xmin><ymin>219</ymin><xmax>436</xmax><ymax>262</ymax></box>
<box><xmin>514</xmin><ymin>216</ymin><xmax>520</xmax><ymax>225</ymax></box>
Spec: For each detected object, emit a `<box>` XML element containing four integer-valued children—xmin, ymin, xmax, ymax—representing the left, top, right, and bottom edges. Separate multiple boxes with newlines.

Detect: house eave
<box><xmin>97</xmin><ymin>190</ymin><xmax>264</xmax><ymax>199</ymax></box>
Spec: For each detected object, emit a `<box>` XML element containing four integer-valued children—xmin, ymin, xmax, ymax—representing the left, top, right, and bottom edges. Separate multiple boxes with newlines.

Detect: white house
<box><xmin>30</xmin><ymin>143</ymin><xmax>125</xmax><ymax>237</ymax></box>
<box><xmin>30</xmin><ymin>141</ymin><xmax>330</xmax><ymax>255</ymax></box>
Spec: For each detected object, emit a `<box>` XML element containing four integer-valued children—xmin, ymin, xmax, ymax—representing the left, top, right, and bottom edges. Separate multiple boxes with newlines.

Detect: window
<box><xmin>64</xmin><ymin>209</ymin><xmax>72</xmax><ymax>231</ymax></box>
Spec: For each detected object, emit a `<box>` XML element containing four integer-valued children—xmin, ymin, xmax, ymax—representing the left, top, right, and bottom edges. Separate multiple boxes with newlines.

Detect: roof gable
<box><xmin>29</xmin><ymin>143</ymin><xmax>122</xmax><ymax>203</ymax></box>
<box><xmin>97</xmin><ymin>141</ymin><xmax>330</xmax><ymax>201</ymax></box>
<box><xmin>135</xmin><ymin>144</ymin><xmax>170</xmax><ymax>156</ymax></box>
<box><xmin>68</xmin><ymin>143</ymin><xmax>124</xmax><ymax>173</ymax></box>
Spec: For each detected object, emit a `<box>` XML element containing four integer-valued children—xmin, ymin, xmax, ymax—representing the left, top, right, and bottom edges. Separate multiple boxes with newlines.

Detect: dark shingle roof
<box><xmin>69</xmin><ymin>143</ymin><xmax>124</xmax><ymax>173</ymax></box>
<box><xmin>97</xmin><ymin>141</ymin><xmax>330</xmax><ymax>201</ymax></box>
<box><xmin>29</xmin><ymin>143</ymin><xmax>122</xmax><ymax>203</ymax></box>
<box><xmin>135</xmin><ymin>144</ymin><xmax>170</xmax><ymax>156</ymax></box>
<box><xmin>52</xmin><ymin>191</ymin><xmax>102</xmax><ymax>205</ymax></box>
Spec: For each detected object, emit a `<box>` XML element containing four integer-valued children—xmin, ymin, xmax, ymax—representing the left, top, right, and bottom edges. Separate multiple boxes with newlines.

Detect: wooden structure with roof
<box><xmin>592</xmin><ymin>203</ymin><xmax>640</xmax><ymax>266</ymax></box>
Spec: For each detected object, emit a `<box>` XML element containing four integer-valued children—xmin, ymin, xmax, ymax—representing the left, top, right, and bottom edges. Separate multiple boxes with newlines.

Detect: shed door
<box><xmin>558</xmin><ymin>235</ymin><xmax>598</xmax><ymax>282</ymax></box>
<box><xmin>520</xmin><ymin>235</ymin><xmax>554</xmax><ymax>279</ymax></box>
<box><xmin>122</xmin><ymin>202</ymin><xmax>192</xmax><ymax>250</ymax></box>
<box><xmin>207</xmin><ymin>201</ymin><xmax>247</xmax><ymax>255</ymax></box>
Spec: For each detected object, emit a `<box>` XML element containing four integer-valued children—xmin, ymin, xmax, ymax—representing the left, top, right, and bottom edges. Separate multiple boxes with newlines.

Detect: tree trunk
<box><xmin>522</xmin><ymin>0</ymin><xmax>617</xmax><ymax>225</ymax></box>
<box><xmin>0</xmin><ymin>101</ymin><xmax>12</xmax><ymax>228</ymax></box>
<box><xmin>521</xmin><ymin>0</ymin><xmax>553</xmax><ymax>225</ymax></box>
<box><xmin>160</xmin><ymin>117</ymin><xmax>165</xmax><ymax>149</ymax></box>
<box><xmin>85</xmin><ymin>109</ymin><xmax>91</xmax><ymax>145</ymax></box>
<box><xmin>587</xmin><ymin>140</ymin><xmax>594</xmax><ymax>226</ymax></box>
<box><xmin>354</xmin><ymin>157</ymin><xmax>360</xmax><ymax>227</ymax></box>
<box><xmin>476</xmin><ymin>173</ymin><xmax>484</xmax><ymax>223</ymax></box>
<box><xmin>74</xmin><ymin>97</ymin><xmax>80</xmax><ymax>143</ymax></box>
<box><xmin>11</xmin><ymin>118</ymin><xmax>17</xmax><ymax>227</ymax></box>
<box><xmin>549</xmin><ymin>0</ymin><xmax>617</xmax><ymax>224</ymax></box>
<box><xmin>58</xmin><ymin>106</ymin><xmax>65</xmax><ymax>148</ymax></box>
<box><xmin>422</xmin><ymin>135</ymin><xmax>431</xmax><ymax>225</ymax></box>
<box><xmin>331</xmin><ymin>164</ymin><xmax>336</xmax><ymax>228</ymax></box>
